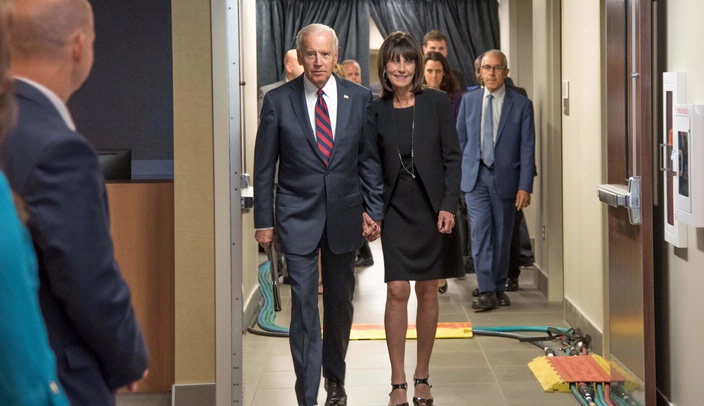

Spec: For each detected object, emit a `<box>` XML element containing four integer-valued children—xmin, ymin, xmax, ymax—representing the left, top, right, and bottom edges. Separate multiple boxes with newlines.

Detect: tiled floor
<box><xmin>242</xmin><ymin>240</ymin><xmax>578</xmax><ymax>405</ymax></box>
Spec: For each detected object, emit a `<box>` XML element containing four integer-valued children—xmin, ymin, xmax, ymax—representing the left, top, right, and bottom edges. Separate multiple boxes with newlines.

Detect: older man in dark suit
<box><xmin>457</xmin><ymin>49</ymin><xmax>536</xmax><ymax>311</ymax></box>
<box><xmin>0</xmin><ymin>0</ymin><xmax>148</xmax><ymax>404</ymax></box>
<box><xmin>254</xmin><ymin>23</ymin><xmax>383</xmax><ymax>406</ymax></box>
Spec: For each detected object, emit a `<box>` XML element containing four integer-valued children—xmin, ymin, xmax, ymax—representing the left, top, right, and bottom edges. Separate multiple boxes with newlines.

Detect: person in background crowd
<box><xmin>1</xmin><ymin>0</ymin><xmax>149</xmax><ymax>404</ymax></box>
<box><xmin>258</xmin><ymin>49</ymin><xmax>304</xmax><ymax>116</ymax></box>
<box><xmin>342</xmin><ymin>58</ymin><xmax>377</xmax><ymax>269</ymax></box>
<box><xmin>422</xmin><ymin>29</ymin><xmax>469</xmax><ymax>90</ymax></box>
<box><xmin>467</xmin><ymin>53</ymin><xmax>484</xmax><ymax>93</ymax></box>
<box><xmin>341</xmin><ymin>59</ymin><xmax>362</xmax><ymax>85</ymax></box>
<box><xmin>421</xmin><ymin>51</ymin><xmax>464</xmax><ymax>295</ymax></box>
<box><xmin>456</xmin><ymin>49</ymin><xmax>536</xmax><ymax>312</ymax></box>
<box><xmin>375</xmin><ymin>31</ymin><xmax>462</xmax><ymax>406</ymax></box>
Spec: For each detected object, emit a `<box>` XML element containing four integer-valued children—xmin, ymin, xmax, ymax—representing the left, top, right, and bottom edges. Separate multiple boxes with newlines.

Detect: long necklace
<box><xmin>397</xmin><ymin>105</ymin><xmax>415</xmax><ymax>179</ymax></box>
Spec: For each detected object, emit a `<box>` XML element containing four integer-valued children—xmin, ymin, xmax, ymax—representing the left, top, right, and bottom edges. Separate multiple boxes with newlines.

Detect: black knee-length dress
<box><xmin>381</xmin><ymin>106</ymin><xmax>463</xmax><ymax>282</ymax></box>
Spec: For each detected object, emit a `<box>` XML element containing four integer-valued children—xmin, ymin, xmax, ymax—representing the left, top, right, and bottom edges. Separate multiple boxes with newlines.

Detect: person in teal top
<box><xmin>0</xmin><ymin>173</ymin><xmax>70</xmax><ymax>406</ymax></box>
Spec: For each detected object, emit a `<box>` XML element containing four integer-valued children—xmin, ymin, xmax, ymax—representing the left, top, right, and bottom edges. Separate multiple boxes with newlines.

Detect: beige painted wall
<box><xmin>664</xmin><ymin>2</ymin><xmax>704</xmax><ymax>404</ymax></box>
<box><xmin>172</xmin><ymin>0</ymin><xmax>215</xmax><ymax>383</ymax></box>
<box><xmin>560</xmin><ymin>0</ymin><xmax>605</xmax><ymax>330</ymax></box>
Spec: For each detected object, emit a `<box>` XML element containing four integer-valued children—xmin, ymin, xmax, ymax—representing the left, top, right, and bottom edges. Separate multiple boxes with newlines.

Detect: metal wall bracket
<box><xmin>597</xmin><ymin>176</ymin><xmax>641</xmax><ymax>225</ymax></box>
<box><xmin>241</xmin><ymin>173</ymin><xmax>253</xmax><ymax>212</ymax></box>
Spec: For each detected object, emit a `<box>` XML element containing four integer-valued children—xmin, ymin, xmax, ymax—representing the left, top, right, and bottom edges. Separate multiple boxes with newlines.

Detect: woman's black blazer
<box><xmin>373</xmin><ymin>88</ymin><xmax>462</xmax><ymax>215</ymax></box>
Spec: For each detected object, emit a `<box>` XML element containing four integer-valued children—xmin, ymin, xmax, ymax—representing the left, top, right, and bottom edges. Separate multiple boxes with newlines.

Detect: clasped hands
<box><xmin>363</xmin><ymin>212</ymin><xmax>381</xmax><ymax>241</ymax></box>
<box><xmin>437</xmin><ymin>210</ymin><xmax>454</xmax><ymax>234</ymax></box>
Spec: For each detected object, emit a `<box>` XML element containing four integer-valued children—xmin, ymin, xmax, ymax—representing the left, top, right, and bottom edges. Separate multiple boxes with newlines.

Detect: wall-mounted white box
<box><xmin>674</xmin><ymin>104</ymin><xmax>704</xmax><ymax>227</ymax></box>
<box><xmin>662</xmin><ymin>72</ymin><xmax>688</xmax><ymax>246</ymax></box>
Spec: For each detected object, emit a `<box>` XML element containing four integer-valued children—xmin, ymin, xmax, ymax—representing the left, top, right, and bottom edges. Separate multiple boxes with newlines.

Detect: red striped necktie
<box><xmin>315</xmin><ymin>89</ymin><xmax>334</xmax><ymax>166</ymax></box>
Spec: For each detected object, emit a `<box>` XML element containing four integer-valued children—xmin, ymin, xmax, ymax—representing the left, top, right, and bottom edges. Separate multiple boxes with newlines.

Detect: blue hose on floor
<box><xmin>473</xmin><ymin>326</ymin><xmax>567</xmax><ymax>333</ymax></box>
<box><xmin>571</xmin><ymin>384</ymin><xmax>590</xmax><ymax>406</ymax></box>
<box><xmin>257</xmin><ymin>261</ymin><xmax>289</xmax><ymax>334</ymax></box>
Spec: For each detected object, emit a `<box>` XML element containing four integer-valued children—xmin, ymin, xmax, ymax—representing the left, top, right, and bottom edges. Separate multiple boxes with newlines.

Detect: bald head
<box><xmin>9</xmin><ymin>0</ymin><xmax>94</xmax><ymax>101</ymax></box>
<box><xmin>284</xmin><ymin>48</ymin><xmax>303</xmax><ymax>81</ymax></box>
<box><xmin>10</xmin><ymin>0</ymin><xmax>93</xmax><ymax>62</ymax></box>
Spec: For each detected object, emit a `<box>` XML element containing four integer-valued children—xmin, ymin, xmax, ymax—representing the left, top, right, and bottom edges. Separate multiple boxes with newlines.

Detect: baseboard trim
<box><xmin>172</xmin><ymin>383</ymin><xmax>215</xmax><ymax>406</ymax></box>
<box><xmin>564</xmin><ymin>298</ymin><xmax>604</xmax><ymax>356</ymax></box>
<box><xmin>244</xmin><ymin>287</ymin><xmax>261</xmax><ymax>330</ymax></box>
<box><xmin>534</xmin><ymin>264</ymin><xmax>549</xmax><ymax>298</ymax></box>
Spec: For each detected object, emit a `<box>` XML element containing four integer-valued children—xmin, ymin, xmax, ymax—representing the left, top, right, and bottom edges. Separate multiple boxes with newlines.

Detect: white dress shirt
<box><xmin>303</xmin><ymin>74</ymin><xmax>338</xmax><ymax>140</ymax></box>
<box><xmin>480</xmin><ymin>84</ymin><xmax>506</xmax><ymax>150</ymax></box>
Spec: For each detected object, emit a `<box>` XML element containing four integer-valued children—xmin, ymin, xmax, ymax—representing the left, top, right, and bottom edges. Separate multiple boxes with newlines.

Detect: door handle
<box><xmin>597</xmin><ymin>176</ymin><xmax>641</xmax><ymax>225</ymax></box>
<box><xmin>659</xmin><ymin>143</ymin><xmax>668</xmax><ymax>172</ymax></box>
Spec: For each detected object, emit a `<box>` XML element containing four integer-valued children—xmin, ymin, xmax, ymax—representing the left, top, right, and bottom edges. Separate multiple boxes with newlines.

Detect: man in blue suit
<box><xmin>254</xmin><ymin>24</ymin><xmax>383</xmax><ymax>406</ymax></box>
<box><xmin>456</xmin><ymin>49</ymin><xmax>535</xmax><ymax>311</ymax></box>
<box><xmin>0</xmin><ymin>0</ymin><xmax>148</xmax><ymax>404</ymax></box>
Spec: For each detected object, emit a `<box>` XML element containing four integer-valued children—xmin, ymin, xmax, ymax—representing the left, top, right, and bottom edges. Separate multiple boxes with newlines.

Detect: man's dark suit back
<box><xmin>1</xmin><ymin>80</ymin><xmax>148</xmax><ymax>406</ymax></box>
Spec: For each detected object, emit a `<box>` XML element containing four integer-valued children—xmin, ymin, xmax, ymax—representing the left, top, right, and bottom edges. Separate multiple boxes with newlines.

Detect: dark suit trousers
<box><xmin>508</xmin><ymin>209</ymin><xmax>524</xmax><ymax>279</ymax></box>
<box><xmin>466</xmin><ymin>165</ymin><xmax>516</xmax><ymax>292</ymax></box>
<box><xmin>284</xmin><ymin>229</ymin><xmax>355</xmax><ymax>406</ymax></box>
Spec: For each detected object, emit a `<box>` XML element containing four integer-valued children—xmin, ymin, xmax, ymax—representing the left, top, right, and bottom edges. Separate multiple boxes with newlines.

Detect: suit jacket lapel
<box><xmin>288</xmin><ymin>77</ymin><xmax>321</xmax><ymax>163</ymax></box>
<box><xmin>330</xmin><ymin>75</ymin><xmax>350</xmax><ymax>165</ymax></box>
<box><xmin>380</xmin><ymin>97</ymin><xmax>399</xmax><ymax>152</ymax></box>
<box><xmin>472</xmin><ymin>90</ymin><xmax>483</xmax><ymax>147</ymax></box>
<box><xmin>496</xmin><ymin>89</ymin><xmax>514</xmax><ymax>145</ymax></box>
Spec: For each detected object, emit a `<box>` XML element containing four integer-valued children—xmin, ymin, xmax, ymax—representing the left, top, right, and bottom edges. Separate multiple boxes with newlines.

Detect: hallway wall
<box><xmin>660</xmin><ymin>1</ymin><xmax>704</xmax><ymax>404</ymax></box>
<box><xmin>173</xmin><ymin>0</ymin><xmax>215</xmax><ymax>384</ymax></box>
<box><xmin>560</xmin><ymin>1</ymin><xmax>606</xmax><ymax>332</ymax></box>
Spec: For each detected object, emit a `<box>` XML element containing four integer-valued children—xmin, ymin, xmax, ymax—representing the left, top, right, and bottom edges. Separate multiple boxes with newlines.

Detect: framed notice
<box><xmin>662</xmin><ymin>72</ymin><xmax>687</xmax><ymax>247</ymax></box>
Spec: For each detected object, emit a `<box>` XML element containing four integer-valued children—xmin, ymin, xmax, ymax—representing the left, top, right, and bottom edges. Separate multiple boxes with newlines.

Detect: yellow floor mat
<box><xmin>349</xmin><ymin>322</ymin><xmax>473</xmax><ymax>340</ymax></box>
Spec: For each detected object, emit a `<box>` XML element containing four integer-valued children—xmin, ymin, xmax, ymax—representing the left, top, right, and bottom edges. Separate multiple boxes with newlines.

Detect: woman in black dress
<box><xmin>374</xmin><ymin>32</ymin><xmax>463</xmax><ymax>406</ymax></box>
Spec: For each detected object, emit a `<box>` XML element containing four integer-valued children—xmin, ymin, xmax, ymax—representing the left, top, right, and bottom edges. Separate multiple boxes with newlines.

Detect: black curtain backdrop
<box><xmin>369</xmin><ymin>0</ymin><xmax>500</xmax><ymax>88</ymax></box>
<box><xmin>257</xmin><ymin>0</ymin><xmax>371</xmax><ymax>88</ymax></box>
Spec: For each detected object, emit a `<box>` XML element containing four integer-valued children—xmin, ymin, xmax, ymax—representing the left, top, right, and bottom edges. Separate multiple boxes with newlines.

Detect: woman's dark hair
<box><xmin>377</xmin><ymin>31</ymin><xmax>424</xmax><ymax>99</ymax></box>
<box><xmin>423</xmin><ymin>51</ymin><xmax>460</xmax><ymax>98</ymax></box>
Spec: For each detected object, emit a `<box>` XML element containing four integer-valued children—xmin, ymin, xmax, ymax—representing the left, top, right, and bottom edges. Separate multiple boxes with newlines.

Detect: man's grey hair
<box><xmin>482</xmin><ymin>49</ymin><xmax>508</xmax><ymax>68</ymax></box>
<box><xmin>296</xmin><ymin>23</ymin><xmax>338</xmax><ymax>54</ymax></box>
<box><xmin>341</xmin><ymin>59</ymin><xmax>360</xmax><ymax>69</ymax></box>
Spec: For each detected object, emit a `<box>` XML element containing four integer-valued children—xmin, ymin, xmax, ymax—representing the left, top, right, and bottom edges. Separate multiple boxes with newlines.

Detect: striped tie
<box><xmin>315</xmin><ymin>89</ymin><xmax>334</xmax><ymax>166</ymax></box>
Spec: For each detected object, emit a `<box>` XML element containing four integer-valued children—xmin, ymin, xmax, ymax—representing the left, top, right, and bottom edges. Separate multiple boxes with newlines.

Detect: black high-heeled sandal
<box><xmin>438</xmin><ymin>280</ymin><xmax>448</xmax><ymax>294</ymax></box>
<box><xmin>389</xmin><ymin>382</ymin><xmax>409</xmax><ymax>406</ymax></box>
<box><xmin>412</xmin><ymin>376</ymin><xmax>434</xmax><ymax>406</ymax></box>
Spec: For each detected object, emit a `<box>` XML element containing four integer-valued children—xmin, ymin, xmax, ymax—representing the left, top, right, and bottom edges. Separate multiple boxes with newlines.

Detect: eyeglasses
<box><xmin>481</xmin><ymin>65</ymin><xmax>505</xmax><ymax>72</ymax></box>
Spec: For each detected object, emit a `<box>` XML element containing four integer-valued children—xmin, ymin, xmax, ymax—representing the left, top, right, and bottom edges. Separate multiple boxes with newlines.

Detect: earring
<box><xmin>382</xmin><ymin>71</ymin><xmax>388</xmax><ymax>82</ymax></box>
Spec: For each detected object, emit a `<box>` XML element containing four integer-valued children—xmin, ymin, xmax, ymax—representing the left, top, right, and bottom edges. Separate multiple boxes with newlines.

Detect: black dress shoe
<box><xmin>472</xmin><ymin>292</ymin><xmax>498</xmax><ymax>311</ymax></box>
<box><xmin>354</xmin><ymin>255</ymin><xmax>374</xmax><ymax>267</ymax></box>
<box><xmin>325</xmin><ymin>379</ymin><xmax>347</xmax><ymax>406</ymax></box>
<box><xmin>472</xmin><ymin>287</ymin><xmax>479</xmax><ymax>297</ymax></box>
<box><xmin>497</xmin><ymin>291</ymin><xmax>511</xmax><ymax>306</ymax></box>
<box><xmin>505</xmin><ymin>277</ymin><xmax>519</xmax><ymax>291</ymax></box>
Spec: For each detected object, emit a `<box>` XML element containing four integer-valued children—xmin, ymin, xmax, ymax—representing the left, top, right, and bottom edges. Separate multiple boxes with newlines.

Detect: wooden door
<box><xmin>604</xmin><ymin>0</ymin><xmax>655</xmax><ymax>404</ymax></box>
